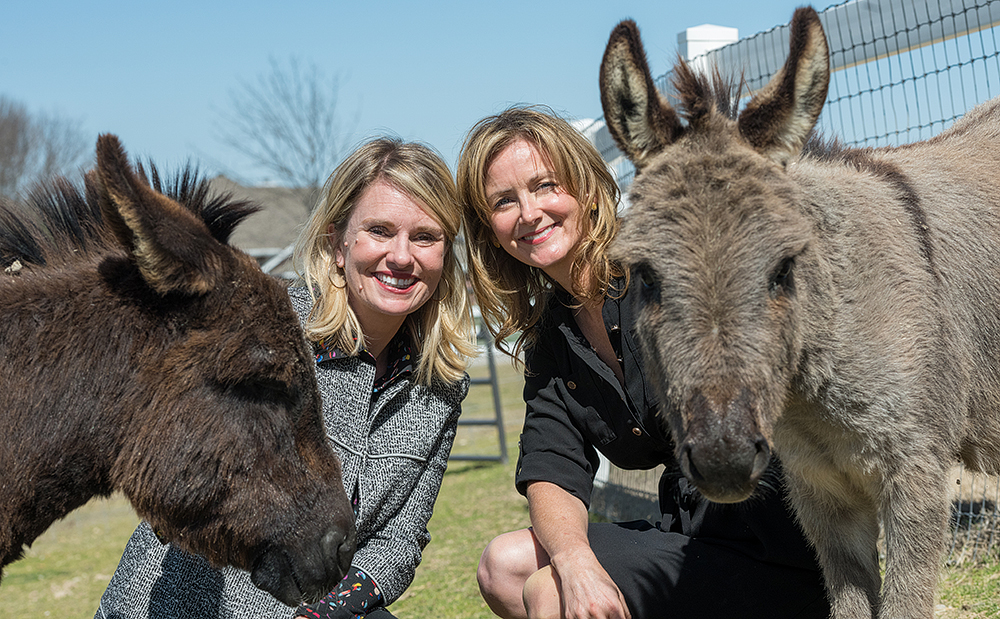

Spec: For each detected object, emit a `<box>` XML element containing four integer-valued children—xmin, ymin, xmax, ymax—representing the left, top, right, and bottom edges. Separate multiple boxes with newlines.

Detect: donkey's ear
<box><xmin>738</xmin><ymin>7</ymin><xmax>830</xmax><ymax>165</ymax></box>
<box><xmin>600</xmin><ymin>20</ymin><xmax>683</xmax><ymax>170</ymax></box>
<box><xmin>95</xmin><ymin>134</ymin><xmax>229</xmax><ymax>296</ymax></box>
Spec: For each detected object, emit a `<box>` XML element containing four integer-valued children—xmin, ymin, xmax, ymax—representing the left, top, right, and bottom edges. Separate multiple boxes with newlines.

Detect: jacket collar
<box><xmin>314</xmin><ymin>330</ymin><xmax>414</xmax><ymax>394</ymax></box>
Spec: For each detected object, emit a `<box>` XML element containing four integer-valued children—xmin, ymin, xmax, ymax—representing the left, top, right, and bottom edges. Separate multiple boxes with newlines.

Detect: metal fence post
<box><xmin>451</xmin><ymin>319</ymin><xmax>509</xmax><ymax>463</ymax></box>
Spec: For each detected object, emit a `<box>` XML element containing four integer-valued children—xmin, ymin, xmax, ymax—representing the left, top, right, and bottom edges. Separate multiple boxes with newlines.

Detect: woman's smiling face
<box><xmin>334</xmin><ymin>180</ymin><xmax>446</xmax><ymax>324</ymax></box>
<box><xmin>484</xmin><ymin>138</ymin><xmax>585</xmax><ymax>287</ymax></box>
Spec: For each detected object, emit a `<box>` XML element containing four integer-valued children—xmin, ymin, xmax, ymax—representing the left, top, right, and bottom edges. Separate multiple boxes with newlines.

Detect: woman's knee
<box><xmin>477</xmin><ymin>529</ymin><xmax>545</xmax><ymax>617</ymax></box>
<box><xmin>479</xmin><ymin>530</ymin><xmax>534</xmax><ymax>589</ymax></box>
<box><xmin>477</xmin><ymin>536</ymin><xmax>502</xmax><ymax>594</ymax></box>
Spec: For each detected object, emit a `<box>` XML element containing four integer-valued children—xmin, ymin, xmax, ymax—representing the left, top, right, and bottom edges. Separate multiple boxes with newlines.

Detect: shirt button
<box><xmin>632</xmin><ymin>427</ymin><xmax>642</xmax><ymax>436</ymax></box>
<box><xmin>611</xmin><ymin>324</ymin><xmax>620</xmax><ymax>332</ymax></box>
<box><xmin>567</xmin><ymin>381</ymin><xmax>577</xmax><ymax>390</ymax></box>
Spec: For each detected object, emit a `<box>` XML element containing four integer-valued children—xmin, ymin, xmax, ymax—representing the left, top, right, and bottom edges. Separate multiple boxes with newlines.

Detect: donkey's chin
<box><xmin>679</xmin><ymin>439</ymin><xmax>771</xmax><ymax>503</ymax></box>
<box><xmin>249</xmin><ymin>524</ymin><xmax>357</xmax><ymax>606</ymax></box>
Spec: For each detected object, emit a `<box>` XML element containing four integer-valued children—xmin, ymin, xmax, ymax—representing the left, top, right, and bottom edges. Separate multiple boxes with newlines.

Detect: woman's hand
<box><xmin>537</xmin><ymin>546</ymin><xmax>630</xmax><ymax>619</ymax></box>
<box><xmin>524</xmin><ymin>482</ymin><xmax>632</xmax><ymax>619</ymax></box>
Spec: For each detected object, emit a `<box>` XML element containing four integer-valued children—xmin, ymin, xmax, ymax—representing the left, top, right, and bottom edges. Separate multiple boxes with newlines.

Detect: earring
<box><xmin>592</xmin><ymin>203</ymin><xmax>598</xmax><ymax>212</ymax></box>
<box><xmin>492</xmin><ymin>239</ymin><xmax>500</xmax><ymax>248</ymax></box>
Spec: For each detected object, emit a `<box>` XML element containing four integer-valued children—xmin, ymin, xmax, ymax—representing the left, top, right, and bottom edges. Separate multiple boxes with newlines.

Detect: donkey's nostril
<box><xmin>320</xmin><ymin>528</ymin><xmax>343</xmax><ymax>565</ymax></box>
<box><xmin>338</xmin><ymin>537</ymin><xmax>355</xmax><ymax>576</ymax></box>
<box><xmin>319</xmin><ymin>524</ymin><xmax>356</xmax><ymax>581</ymax></box>
<box><xmin>751</xmin><ymin>438</ymin><xmax>771</xmax><ymax>480</ymax></box>
<box><xmin>679</xmin><ymin>442</ymin><xmax>703</xmax><ymax>483</ymax></box>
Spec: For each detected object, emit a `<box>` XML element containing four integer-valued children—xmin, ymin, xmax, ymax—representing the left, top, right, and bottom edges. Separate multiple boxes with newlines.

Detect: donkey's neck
<box><xmin>0</xmin><ymin>263</ymin><xmax>159</xmax><ymax>571</ymax></box>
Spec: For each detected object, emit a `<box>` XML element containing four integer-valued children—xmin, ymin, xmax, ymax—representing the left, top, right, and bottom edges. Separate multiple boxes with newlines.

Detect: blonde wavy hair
<box><xmin>295</xmin><ymin>137</ymin><xmax>475</xmax><ymax>385</ymax></box>
<box><xmin>457</xmin><ymin>106</ymin><xmax>624</xmax><ymax>358</ymax></box>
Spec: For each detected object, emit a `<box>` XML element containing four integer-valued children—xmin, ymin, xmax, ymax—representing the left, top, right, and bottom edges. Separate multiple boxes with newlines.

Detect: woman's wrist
<box><xmin>548</xmin><ymin>542</ymin><xmax>598</xmax><ymax>575</ymax></box>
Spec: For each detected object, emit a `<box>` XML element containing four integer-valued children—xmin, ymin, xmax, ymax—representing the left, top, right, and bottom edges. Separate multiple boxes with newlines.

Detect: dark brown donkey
<box><xmin>600</xmin><ymin>7</ymin><xmax>1000</xmax><ymax>619</ymax></box>
<box><xmin>0</xmin><ymin>135</ymin><xmax>355</xmax><ymax>606</ymax></box>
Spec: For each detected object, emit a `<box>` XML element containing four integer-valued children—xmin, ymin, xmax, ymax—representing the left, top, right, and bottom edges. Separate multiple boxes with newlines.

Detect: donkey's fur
<box><xmin>600</xmin><ymin>8</ymin><xmax>1000</xmax><ymax>618</ymax></box>
<box><xmin>0</xmin><ymin>135</ymin><xmax>356</xmax><ymax>606</ymax></box>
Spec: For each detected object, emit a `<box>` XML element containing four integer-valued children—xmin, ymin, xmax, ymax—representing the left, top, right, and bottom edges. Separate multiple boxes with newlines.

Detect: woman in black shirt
<box><xmin>456</xmin><ymin>106</ymin><xmax>829</xmax><ymax>619</ymax></box>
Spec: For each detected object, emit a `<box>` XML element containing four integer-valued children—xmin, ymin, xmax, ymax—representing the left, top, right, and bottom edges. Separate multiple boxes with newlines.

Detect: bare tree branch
<box><xmin>217</xmin><ymin>57</ymin><xmax>358</xmax><ymax>212</ymax></box>
<box><xmin>0</xmin><ymin>97</ymin><xmax>34</xmax><ymax>199</ymax></box>
<box><xmin>0</xmin><ymin>95</ymin><xmax>90</xmax><ymax>200</ymax></box>
<box><xmin>34</xmin><ymin>111</ymin><xmax>89</xmax><ymax>181</ymax></box>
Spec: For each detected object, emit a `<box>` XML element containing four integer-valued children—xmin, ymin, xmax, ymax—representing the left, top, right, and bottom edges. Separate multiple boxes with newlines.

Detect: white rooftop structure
<box><xmin>677</xmin><ymin>24</ymin><xmax>740</xmax><ymax>61</ymax></box>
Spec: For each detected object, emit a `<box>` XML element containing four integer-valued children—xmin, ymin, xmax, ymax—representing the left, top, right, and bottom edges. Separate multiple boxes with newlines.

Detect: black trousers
<box><xmin>589</xmin><ymin>520</ymin><xmax>830</xmax><ymax>618</ymax></box>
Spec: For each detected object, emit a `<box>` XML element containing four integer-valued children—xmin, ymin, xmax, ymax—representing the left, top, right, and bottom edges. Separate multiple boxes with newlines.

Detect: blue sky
<box><xmin>2</xmin><ymin>0</ymin><xmax>815</xmax><ymax>185</ymax></box>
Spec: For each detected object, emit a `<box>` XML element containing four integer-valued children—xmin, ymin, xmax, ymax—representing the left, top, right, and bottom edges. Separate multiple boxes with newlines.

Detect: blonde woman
<box><xmin>458</xmin><ymin>107</ymin><xmax>827</xmax><ymax>619</ymax></box>
<box><xmin>96</xmin><ymin>138</ymin><xmax>476</xmax><ymax>619</ymax></box>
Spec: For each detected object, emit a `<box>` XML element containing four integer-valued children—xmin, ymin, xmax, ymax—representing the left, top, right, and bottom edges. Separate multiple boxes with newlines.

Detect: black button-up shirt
<box><xmin>515</xmin><ymin>278</ymin><xmax>672</xmax><ymax>500</ymax></box>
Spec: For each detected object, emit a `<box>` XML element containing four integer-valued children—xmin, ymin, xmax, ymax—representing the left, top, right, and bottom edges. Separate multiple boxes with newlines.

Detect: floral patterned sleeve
<box><xmin>295</xmin><ymin>567</ymin><xmax>383</xmax><ymax>618</ymax></box>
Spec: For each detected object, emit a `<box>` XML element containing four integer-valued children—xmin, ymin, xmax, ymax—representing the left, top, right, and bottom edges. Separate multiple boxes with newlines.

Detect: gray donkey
<box><xmin>599</xmin><ymin>7</ymin><xmax>1000</xmax><ymax>618</ymax></box>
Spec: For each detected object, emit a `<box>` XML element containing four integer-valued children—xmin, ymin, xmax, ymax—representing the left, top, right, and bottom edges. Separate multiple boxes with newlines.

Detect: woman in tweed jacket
<box><xmin>94</xmin><ymin>138</ymin><xmax>476</xmax><ymax>619</ymax></box>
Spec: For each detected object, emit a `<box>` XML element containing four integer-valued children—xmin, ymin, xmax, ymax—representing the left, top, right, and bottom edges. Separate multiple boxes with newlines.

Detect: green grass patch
<box><xmin>392</xmin><ymin>458</ymin><xmax>529</xmax><ymax>618</ymax></box>
<box><xmin>937</xmin><ymin>561</ymin><xmax>1000</xmax><ymax>618</ymax></box>
<box><xmin>0</xmin><ymin>496</ymin><xmax>139</xmax><ymax>618</ymax></box>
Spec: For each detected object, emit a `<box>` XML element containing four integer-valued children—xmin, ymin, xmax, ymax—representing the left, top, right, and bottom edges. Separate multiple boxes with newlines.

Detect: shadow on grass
<box><xmin>446</xmin><ymin>461</ymin><xmax>507</xmax><ymax>476</ymax></box>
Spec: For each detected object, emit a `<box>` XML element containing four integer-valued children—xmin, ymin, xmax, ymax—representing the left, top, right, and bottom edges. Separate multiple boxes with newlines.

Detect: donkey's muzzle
<box><xmin>250</xmin><ymin>521</ymin><xmax>357</xmax><ymax>606</ymax></box>
<box><xmin>679</xmin><ymin>388</ymin><xmax>771</xmax><ymax>503</ymax></box>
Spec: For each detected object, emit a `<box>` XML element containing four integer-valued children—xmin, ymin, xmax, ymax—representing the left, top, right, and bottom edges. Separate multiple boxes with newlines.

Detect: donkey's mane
<box><xmin>670</xmin><ymin>60</ymin><xmax>743</xmax><ymax>125</ymax></box>
<box><xmin>0</xmin><ymin>165</ymin><xmax>258</xmax><ymax>270</ymax></box>
<box><xmin>669</xmin><ymin>60</ymin><xmax>858</xmax><ymax>164</ymax></box>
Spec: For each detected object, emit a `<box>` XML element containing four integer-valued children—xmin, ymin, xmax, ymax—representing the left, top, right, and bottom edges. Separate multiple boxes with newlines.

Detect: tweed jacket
<box><xmin>94</xmin><ymin>287</ymin><xmax>470</xmax><ymax>619</ymax></box>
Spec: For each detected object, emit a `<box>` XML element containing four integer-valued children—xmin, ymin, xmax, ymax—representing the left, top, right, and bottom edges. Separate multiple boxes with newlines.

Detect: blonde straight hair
<box><xmin>295</xmin><ymin>137</ymin><xmax>475</xmax><ymax>385</ymax></box>
<box><xmin>457</xmin><ymin>106</ymin><xmax>624</xmax><ymax>358</ymax></box>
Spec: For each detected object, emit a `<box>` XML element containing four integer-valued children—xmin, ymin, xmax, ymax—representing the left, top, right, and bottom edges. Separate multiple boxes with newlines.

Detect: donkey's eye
<box><xmin>636</xmin><ymin>266</ymin><xmax>654</xmax><ymax>287</ymax></box>
<box><xmin>228</xmin><ymin>377</ymin><xmax>292</xmax><ymax>402</ymax></box>
<box><xmin>634</xmin><ymin>265</ymin><xmax>661</xmax><ymax>303</ymax></box>
<box><xmin>769</xmin><ymin>257</ymin><xmax>795</xmax><ymax>297</ymax></box>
